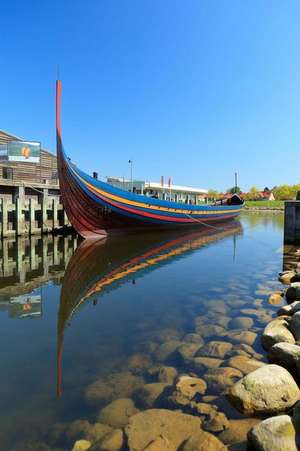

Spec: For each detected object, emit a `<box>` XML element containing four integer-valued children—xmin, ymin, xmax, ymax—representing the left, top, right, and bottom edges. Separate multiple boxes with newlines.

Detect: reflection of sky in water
<box><xmin>0</xmin><ymin>214</ymin><xmax>286</xmax><ymax>449</ymax></box>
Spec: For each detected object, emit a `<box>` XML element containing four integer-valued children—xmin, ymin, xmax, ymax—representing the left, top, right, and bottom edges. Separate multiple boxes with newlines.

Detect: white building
<box><xmin>107</xmin><ymin>177</ymin><xmax>208</xmax><ymax>204</ymax></box>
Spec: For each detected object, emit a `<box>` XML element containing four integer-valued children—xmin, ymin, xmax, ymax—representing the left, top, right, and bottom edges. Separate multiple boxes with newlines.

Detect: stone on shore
<box><xmin>225</xmin><ymin>355</ymin><xmax>265</xmax><ymax>375</ymax></box>
<box><xmin>125</xmin><ymin>409</ymin><xmax>202</xmax><ymax>450</ymax></box>
<box><xmin>97</xmin><ymin>398</ymin><xmax>139</xmax><ymax>428</ymax></box>
<box><xmin>277</xmin><ymin>301</ymin><xmax>300</xmax><ymax>316</ymax></box>
<box><xmin>261</xmin><ymin>317</ymin><xmax>295</xmax><ymax>351</ymax></box>
<box><xmin>286</xmin><ymin>283</ymin><xmax>300</xmax><ymax>303</ymax></box>
<box><xmin>268</xmin><ymin>292</ymin><xmax>284</xmax><ymax>305</ymax></box>
<box><xmin>279</xmin><ymin>271</ymin><xmax>297</xmax><ymax>284</ymax></box>
<box><xmin>196</xmin><ymin>341</ymin><xmax>233</xmax><ymax>359</ymax></box>
<box><xmin>181</xmin><ymin>430</ymin><xmax>227</xmax><ymax>451</ymax></box>
<box><xmin>228</xmin><ymin>364</ymin><xmax>300</xmax><ymax>415</ymax></box>
<box><xmin>290</xmin><ymin>312</ymin><xmax>300</xmax><ymax>340</ymax></box>
<box><xmin>268</xmin><ymin>342</ymin><xmax>300</xmax><ymax>369</ymax></box>
<box><xmin>248</xmin><ymin>415</ymin><xmax>297</xmax><ymax>451</ymax></box>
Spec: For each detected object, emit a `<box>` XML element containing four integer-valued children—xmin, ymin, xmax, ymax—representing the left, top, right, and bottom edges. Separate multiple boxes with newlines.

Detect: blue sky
<box><xmin>1</xmin><ymin>1</ymin><xmax>300</xmax><ymax>191</ymax></box>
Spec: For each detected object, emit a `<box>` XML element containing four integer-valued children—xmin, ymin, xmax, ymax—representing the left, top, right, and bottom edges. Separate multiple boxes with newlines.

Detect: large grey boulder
<box><xmin>286</xmin><ymin>283</ymin><xmax>300</xmax><ymax>303</ymax></box>
<box><xmin>261</xmin><ymin>317</ymin><xmax>295</xmax><ymax>351</ymax></box>
<box><xmin>268</xmin><ymin>342</ymin><xmax>300</xmax><ymax>370</ymax></box>
<box><xmin>248</xmin><ymin>415</ymin><xmax>297</xmax><ymax>451</ymax></box>
<box><xmin>290</xmin><ymin>312</ymin><xmax>300</xmax><ymax>340</ymax></box>
<box><xmin>277</xmin><ymin>301</ymin><xmax>300</xmax><ymax>316</ymax></box>
<box><xmin>125</xmin><ymin>409</ymin><xmax>202</xmax><ymax>450</ymax></box>
<box><xmin>228</xmin><ymin>364</ymin><xmax>300</xmax><ymax>415</ymax></box>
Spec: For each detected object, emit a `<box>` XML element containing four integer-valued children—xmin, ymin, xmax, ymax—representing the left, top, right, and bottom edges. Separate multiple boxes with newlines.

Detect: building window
<box><xmin>2</xmin><ymin>167</ymin><xmax>13</xmax><ymax>180</ymax></box>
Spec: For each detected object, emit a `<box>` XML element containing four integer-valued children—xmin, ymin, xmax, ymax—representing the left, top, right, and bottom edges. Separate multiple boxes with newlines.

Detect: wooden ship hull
<box><xmin>56</xmin><ymin>81</ymin><xmax>244</xmax><ymax>238</ymax></box>
<box><xmin>57</xmin><ymin>223</ymin><xmax>242</xmax><ymax>395</ymax></box>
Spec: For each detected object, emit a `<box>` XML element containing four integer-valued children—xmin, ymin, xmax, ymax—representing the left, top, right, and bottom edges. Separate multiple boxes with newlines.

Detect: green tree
<box><xmin>207</xmin><ymin>189</ymin><xmax>220</xmax><ymax>200</ymax></box>
<box><xmin>245</xmin><ymin>186</ymin><xmax>262</xmax><ymax>201</ymax></box>
<box><xmin>227</xmin><ymin>186</ymin><xmax>241</xmax><ymax>194</ymax></box>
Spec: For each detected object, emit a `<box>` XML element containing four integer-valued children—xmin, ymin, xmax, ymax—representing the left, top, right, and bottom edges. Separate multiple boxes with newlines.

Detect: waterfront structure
<box><xmin>0</xmin><ymin>129</ymin><xmax>57</xmax><ymax>184</ymax></box>
<box><xmin>56</xmin><ymin>80</ymin><xmax>244</xmax><ymax>239</ymax></box>
<box><xmin>107</xmin><ymin>177</ymin><xmax>208</xmax><ymax>204</ymax></box>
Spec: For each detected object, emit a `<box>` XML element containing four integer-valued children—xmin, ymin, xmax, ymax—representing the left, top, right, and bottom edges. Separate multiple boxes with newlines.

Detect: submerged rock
<box><xmin>127</xmin><ymin>354</ymin><xmax>152</xmax><ymax>374</ymax></box>
<box><xmin>261</xmin><ymin>317</ymin><xmax>295</xmax><ymax>351</ymax></box>
<box><xmin>224</xmin><ymin>330</ymin><xmax>257</xmax><ymax>346</ymax></box>
<box><xmin>97</xmin><ymin>398</ymin><xmax>139</xmax><ymax>428</ymax></box>
<box><xmin>181</xmin><ymin>430</ymin><xmax>227</xmax><ymax>451</ymax></box>
<box><xmin>72</xmin><ymin>440</ymin><xmax>92</xmax><ymax>451</ymax></box>
<box><xmin>153</xmin><ymin>340</ymin><xmax>182</xmax><ymax>362</ymax></box>
<box><xmin>157</xmin><ymin>366</ymin><xmax>178</xmax><ymax>384</ymax></box>
<box><xmin>279</xmin><ymin>271</ymin><xmax>297</xmax><ymax>284</ymax></box>
<box><xmin>203</xmin><ymin>367</ymin><xmax>243</xmax><ymax>393</ymax></box>
<box><xmin>133</xmin><ymin>382</ymin><xmax>169</xmax><ymax>408</ymax></box>
<box><xmin>225</xmin><ymin>355</ymin><xmax>265</xmax><ymax>375</ymax></box>
<box><xmin>193</xmin><ymin>356</ymin><xmax>223</xmax><ymax>372</ymax></box>
<box><xmin>66</xmin><ymin>420</ymin><xmax>112</xmax><ymax>443</ymax></box>
<box><xmin>143</xmin><ymin>435</ymin><xmax>176</xmax><ymax>450</ymax></box>
<box><xmin>248</xmin><ymin>415</ymin><xmax>297</xmax><ymax>451</ymax></box>
<box><xmin>167</xmin><ymin>375</ymin><xmax>207</xmax><ymax>407</ymax></box>
<box><xmin>268</xmin><ymin>292</ymin><xmax>284</xmax><ymax>305</ymax></box>
<box><xmin>125</xmin><ymin>409</ymin><xmax>202</xmax><ymax>450</ymax></box>
<box><xmin>90</xmin><ymin>429</ymin><xmax>123</xmax><ymax>451</ymax></box>
<box><xmin>203</xmin><ymin>411</ymin><xmax>229</xmax><ymax>432</ymax></box>
<box><xmin>228</xmin><ymin>364</ymin><xmax>300</xmax><ymax>415</ymax></box>
<box><xmin>85</xmin><ymin>372</ymin><xmax>144</xmax><ymax>405</ymax></box>
<box><xmin>219</xmin><ymin>418</ymin><xmax>260</xmax><ymax>446</ymax></box>
<box><xmin>196</xmin><ymin>341</ymin><xmax>233</xmax><ymax>359</ymax></box>
<box><xmin>229</xmin><ymin>317</ymin><xmax>253</xmax><ymax>329</ymax></box>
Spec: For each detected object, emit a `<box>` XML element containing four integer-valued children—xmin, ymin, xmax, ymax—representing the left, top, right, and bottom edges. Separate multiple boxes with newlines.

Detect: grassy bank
<box><xmin>245</xmin><ymin>200</ymin><xmax>284</xmax><ymax>210</ymax></box>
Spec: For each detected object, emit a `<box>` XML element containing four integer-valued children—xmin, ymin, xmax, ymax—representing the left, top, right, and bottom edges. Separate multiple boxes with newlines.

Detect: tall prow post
<box><xmin>56</xmin><ymin>80</ymin><xmax>62</xmax><ymax>151</ymax></box>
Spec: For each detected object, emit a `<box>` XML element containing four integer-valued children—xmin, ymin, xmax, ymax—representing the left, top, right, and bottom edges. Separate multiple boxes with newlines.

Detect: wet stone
<box><xmin>193</xmin><ymin>356</ymin><xmax>223</xmax><ymax>372</ymax></box>
<box><xmin>219</xmin><ymin>418</ymin><xmax>260</xmax><ymax>446</ymax></box>
<box><xmin>183</xmin><ymin>333</ymin><xmax>204</xmax><ymax>344</ymax></box>
<box><xmin>228</xmin><ymin>317</ymin><xmax>253</xmax><ymax>329</ymax></box>
<box><xmin>176</xmin><ymin>342</ymin><xmax>203</xmax><ymax>363</ymax></box>
<box><xmin>203</xmin><ymin>367</ymin><xmax>243</xmax><ymax>394</ymax></box>
<box><xmin>125</xmin><ymin>409</ymin><xmax>202</xmax><ymax>450</ymax></box>
<box><xmin>168</xmin><ymin>375</ymin><xmax>207</xmax><ymax>407</ymax></box>
<box><xmin>97</xmin><ymin>398</ymin><xmax>139</xmax><ymax>428</ymax></box>
<box><xmin>248</xmin><ymin>415</ymin><xmax>297</xmax><ymax>451</ymax></box>
<box><xmin>203</xmin><ymin>411</ymin><xmax>229</xmax><ymax>432</ymax></box>
<box><xmin>91</xmin><ymin>429</ymin><xmax>124</xmax><ymax>451</ymax></box>
<box><xmin>224</xmin><ymin>330</ymin><xmax>257</xmax><ymax>346</ymax></box>
<box><xmin>225</xmin><ymin>355</ymin><xmax>265</xmax><ymax>375</ymax></box>
<box><xmin>157</xmin><ymin>366</ymin><xmax>178</xmax><ymax>384</ymax></box>
<box><xmin>228</xmin><ymin>364</ymin><xmax>300</xmax><ymax>416</ymax></box>
<box><xmin>195</xmin><ymin>324</ymin><xmax>226</xmax><ymax>338</ymax></box>
<box><xmin>152</xmin><ymin>340</ymin><xmax>182</xmax><ymax>362</ymax></box>
<box><xmin>133</xmin><ymin>382</ymin><xmax>169</xmax><ymax>408</ymax></box>
<box><xmin>72</xmin><ymin>440</ymin><xmax>92</xmax><ymax>451</ymax></box>
<box><xmin>196</xmin><ymin>341</ymin><xmax>233</xmax><ymax>359</ymax></box>
<box><xmin>127</xmin><ymin>354</ymin><xmax>152</xmax><ymax>374</ymax></box>
<box><xmin>268</xmin><ymin>342</ymin><xmax>300</xmax><ymax>370</ymax></box>
<box><xmin>261</xmin><ymin>317</ymin><xmax>295</xmax><ymax>351</ymax></box>
<box><xmin>181</xmin><ymin>430</ymin><xmax>227</xmax><ymax>451</ymax></box>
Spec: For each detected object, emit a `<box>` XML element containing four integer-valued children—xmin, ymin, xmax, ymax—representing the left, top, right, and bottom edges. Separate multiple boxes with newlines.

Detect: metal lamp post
<box><xmin>128</xmin><ymin>160</ymin><xmax>133</xmax><ymax>192</ymax></box>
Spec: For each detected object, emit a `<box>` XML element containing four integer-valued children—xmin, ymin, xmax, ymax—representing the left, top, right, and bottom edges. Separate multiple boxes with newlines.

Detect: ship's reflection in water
<box><xmin>57</xmin><ymin>221</ymin><xmax>243</xmax><ymax>395</ymax></box>
<box><xmin>0</xmin><ymin>234</ymin><xmax>78</xmax><ymax>318</ymax></box>
<box><xmin>0</xmin><ymin>214</ymin><xmax>288</xmax><ymax>450</ymax></box>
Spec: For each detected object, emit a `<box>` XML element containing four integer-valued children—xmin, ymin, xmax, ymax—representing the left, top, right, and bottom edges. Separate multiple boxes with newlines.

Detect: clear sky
<box><xmin>1</xmin><ymin>1</ymin><xmax>300</xmax><ymax>191</ymax></box>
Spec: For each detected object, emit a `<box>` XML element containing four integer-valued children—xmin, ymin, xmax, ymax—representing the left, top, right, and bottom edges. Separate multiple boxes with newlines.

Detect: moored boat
<box><xmin>56</xmin><ymin>80</ymin><xmax>244</xmax><ymax>238</ymax></box>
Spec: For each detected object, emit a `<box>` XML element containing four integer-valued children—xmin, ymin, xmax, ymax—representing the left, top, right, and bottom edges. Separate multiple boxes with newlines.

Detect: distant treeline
<box><xmin>207</xmin><ymin>184</ymin><xmax>300</xmax><ymax>201</ymax></box>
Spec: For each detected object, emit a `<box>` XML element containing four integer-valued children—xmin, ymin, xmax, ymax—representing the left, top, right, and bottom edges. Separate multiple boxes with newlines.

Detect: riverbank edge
<box><xmin>244</xmin><ymin>207</ymin><xmax>284</xmax><ymax>212</ymax></box>
<box><xmin>233</xmin><ymin>247</ymin><xmax>300</xmax><ymax>449</ymax></box>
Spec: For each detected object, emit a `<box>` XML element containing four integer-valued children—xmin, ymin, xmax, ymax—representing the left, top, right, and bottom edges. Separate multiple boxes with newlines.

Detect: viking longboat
<box><xmin>56</xmin><ymin>81</ymin><xmax>244</xmax><ymax>239</ymax></box>
<box><xmin>57</xmin><ymin>223</ymin><xmax>242</xmax><ymax>395</ymax></box>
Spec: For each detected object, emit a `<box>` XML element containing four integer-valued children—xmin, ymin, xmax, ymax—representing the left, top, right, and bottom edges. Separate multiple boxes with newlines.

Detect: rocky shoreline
<box><xmin>19</xmin><ymin>248</ymin><xmax>300</xmax><ymax>451</ymax></box>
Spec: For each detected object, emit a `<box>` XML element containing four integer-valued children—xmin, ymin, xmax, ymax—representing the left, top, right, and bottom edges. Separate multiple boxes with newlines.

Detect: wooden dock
<box><xmin>284</xmin><ymin>200</ymin><xmax>300</xmax><ymax>244</ymax></box>
<box><xmin>0</xmin><ymin>180</ymin><xmax>71</xmax><ymax>237</ymax></box>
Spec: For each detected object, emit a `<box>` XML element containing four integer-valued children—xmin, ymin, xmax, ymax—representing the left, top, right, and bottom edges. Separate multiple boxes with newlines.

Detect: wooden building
<box><xmin>0</xmin><ymin>129</ymin><xmax>57</xmax><ymax>184</ymax></box>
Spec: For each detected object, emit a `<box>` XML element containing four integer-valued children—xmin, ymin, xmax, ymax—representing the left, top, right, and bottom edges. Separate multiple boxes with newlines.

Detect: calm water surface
<box><xmin>0</xmin><ymin>213</ymin><xmax>287</xmax><ymax>450</ymax></box>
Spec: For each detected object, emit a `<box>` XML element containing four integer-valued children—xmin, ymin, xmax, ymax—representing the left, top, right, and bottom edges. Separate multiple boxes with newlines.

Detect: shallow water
<box><xmin>0</xmin><ymin>213</ymin><xmax>289</xmax><ymax>450</ymax></box>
